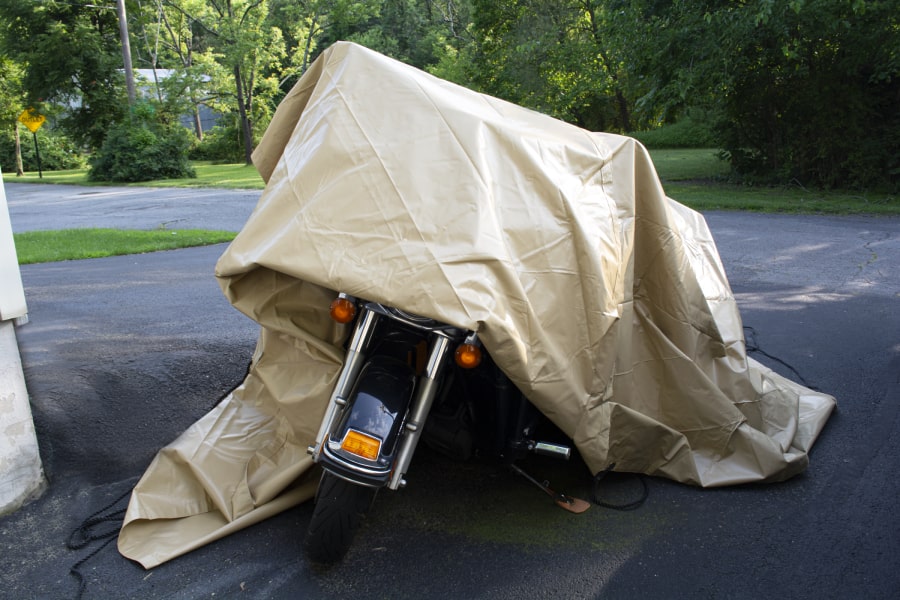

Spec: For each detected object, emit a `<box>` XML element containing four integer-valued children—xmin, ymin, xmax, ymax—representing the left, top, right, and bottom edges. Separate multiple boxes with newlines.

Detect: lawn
<box><xmin>650</xmin><ymin>149</ymin><xmax>897</xmax><ymax>215</ymax></box>
<box><xmin>13</xmin><ymin>228</ymin><xmax>236</xmax><ymax>264</ymax></box>
<box><xmin>5</xmin><ymin>161</ymin><xmax>265</xmax><ymax>190</ymax></box>
<box><xmin>649</xmin><ymin>148</ymin><xmax>731</xmax><ymax>181</ymax></box>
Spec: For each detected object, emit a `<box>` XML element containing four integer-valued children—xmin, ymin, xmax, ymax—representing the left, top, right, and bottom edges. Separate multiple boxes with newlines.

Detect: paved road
<box><xmin>1</xmin><ymin>183</ymin><xmax>898</xmax><ymax>599</ymax></box>
<box><xmin>5</xmin><ymin>183</ymin><xmax>258</xmax><ymax>232</ymax></box>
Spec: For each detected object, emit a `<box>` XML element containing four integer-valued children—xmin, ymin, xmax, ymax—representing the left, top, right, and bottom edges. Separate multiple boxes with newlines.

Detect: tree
<box><xmin>0</xmin><ymin>56</ymin><xmax>26</xmax><ymax>175</ymax></box>
<box><xmin>617</xmin><ymin>0</ymin><xmax>900</xmax><ymax>189</ymax></box>
<box><xmin>302</xmin><ymin>0</ymin><xmax>465</xmax><ymax>71</ymax></box>
<box><xmin>131</xmin><ymin>0</ymin><xmax>221</xmax><ymax>140</ymax></box>
<box><xmin>717</xmin><ymin>0</ymin><xmax>899</xmax><ymax>189</ymax></box>
<box><xmin>158</xmin><ymin>0</ymin><xmax>286</xmax><ymax>164</ymax></box>
<box><xmin>0</xmin><ymin>0</ymin><xmax>128</xmax><ymax>150</ymax></box>
<box><xmin>459</xmin><ymin>0</ymin><xmax>640</xmax><ymax>132</ymax></box>
<box><xmin>269</xmin><ymin>0</ymin><xmax>333</xmax><ymax>83</ymax></box>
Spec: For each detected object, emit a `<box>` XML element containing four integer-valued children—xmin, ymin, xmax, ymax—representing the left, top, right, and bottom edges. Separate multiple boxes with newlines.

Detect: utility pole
<box><xmin>117</xmin><ymin>0</ymin><xmax>136</xmax><ymax>104</ymax></box>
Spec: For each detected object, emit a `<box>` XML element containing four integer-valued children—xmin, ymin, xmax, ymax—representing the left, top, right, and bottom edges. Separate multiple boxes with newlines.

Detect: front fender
<box><xmin>320</xmin><ymin>356</ymin><xmax>416</xmax><ymax>486</ymax></box>
<box><xmin>339</xmin><ymin>356</ymin><xmax>416</xmax><ymax>456</ymax></box>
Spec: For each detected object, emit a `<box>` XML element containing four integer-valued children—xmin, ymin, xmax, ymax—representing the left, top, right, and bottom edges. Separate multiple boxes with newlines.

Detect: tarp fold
<box><xmin>119</xmin><ymin>42</ymin><xmax>835</xmax><ymax>568</ymax></box>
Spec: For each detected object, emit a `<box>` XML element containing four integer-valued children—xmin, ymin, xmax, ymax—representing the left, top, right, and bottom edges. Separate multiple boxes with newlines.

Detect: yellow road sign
<box><xmin>18</xmin><ymin>108</ymin><xmax>46</xmax><ymax>133</ymax></box>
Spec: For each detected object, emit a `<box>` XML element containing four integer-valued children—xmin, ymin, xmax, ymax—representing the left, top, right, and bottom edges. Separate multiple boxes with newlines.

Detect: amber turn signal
<box><xmin>329</xmin><ymin>296</ymin><xmax>357</xmax><ymax>323</ymax></box>
<box><xmin>454</xmin><ymin>343</ymin><xmax>483</xmax><ymax>369</ymax></box>
<box><xmin>341</xmin><ymin>429</ymin><xmax>381</xmax><ymax>460</ymax></box>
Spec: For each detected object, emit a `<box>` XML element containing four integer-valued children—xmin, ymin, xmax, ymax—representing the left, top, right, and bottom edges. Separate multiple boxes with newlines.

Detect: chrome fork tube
<box><xmin>308</xmin><ymin>308</ymin><xmax>380</xmax><ymax>460</ymax></box>
<box><xmin>387</xmin><ymin>333</ymin><xmax>453</xmax><ymax>490</ymax></box>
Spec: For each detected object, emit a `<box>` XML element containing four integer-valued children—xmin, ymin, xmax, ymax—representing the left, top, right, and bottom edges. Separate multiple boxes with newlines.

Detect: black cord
<box><xmin>743</xmin><ymin>326</ymin><xmax>820</xmax><ymax>391</ymax></box>
<box><xmin>591</xmin><ymin>463</ymin><xmax>649</xmax><ymax>511</ymax></box>
<box><xmin>67</xmin><ymin>485</ymin><xmax>134</xmax><ymax>600</ymax></box>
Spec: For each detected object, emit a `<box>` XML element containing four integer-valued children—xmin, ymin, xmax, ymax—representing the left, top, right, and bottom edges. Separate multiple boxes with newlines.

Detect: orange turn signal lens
<box><xmin>329</xmin><ymin>297</ymin><xmax>357</xmax><ymax>324</ymax></box>
<box><xmin>341</xmin><ymin>430</ymin><xmax>381</xmax><ymax>460</ymax></box>
<box><xmin>454</xmin><ymin>343</ymin><xmax>483</xmax><ymax>369</ymax></box>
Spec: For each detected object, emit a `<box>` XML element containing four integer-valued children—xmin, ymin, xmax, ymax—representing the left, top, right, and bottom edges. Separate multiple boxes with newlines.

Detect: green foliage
<box><xmin>711</xmin><ymin>0</ymin><xmax>899</xmax><ymax>190</ymax></box>
<box><xmin>0</xmin><ymin>56</ymin><xmax>25</xmax><ymax>124</ymax></box>
<box><xmin>308</xmin><ymin>0</ymin><xmax>468</xmax><ymax>71</ymax></box>
<box><xmin>0</xmin><ymin>0</ymin><xmax>128</xmax><ymax>149</ymax></box>
<box><xmin>89</xmin><ymin>102</ymin><xmax>196</xmax><ymax>183</ymax></box>
<box><xmin>622</xmin><ymin>0</ymin><xmax>899</xmax><ymax>190</ymax></box>
<box><xmin>628</xmin><ymin>116</ymin><xmax>717</xmax><ymax>149</ymax></box>
<box><xmin>160</xmin><ymin>0</ymin><xmax>285</xmax><ymax>164</ymax></box>
<box><xmin>4</xmin><ymin>160</ymin><xmax>266</xmax><ymax>189</ymax></box>
<box><xmin>0</xmin><ymin>127</ymin><xmax>87</xmax><ymax>172</ymax></box>
<box><xmin>457</xmin><ymin>0</ymin><xmax>644</xmax><ymax>133</ymax></box>
<box><xmin>189</xmin><ymin>123</ymin><xmax>248</xmax><ymax>163</ymax></box>
<box><xmin>4</xmin><ymin>0</ymin><xmax>896</xmax><ymax>191</ymax></box>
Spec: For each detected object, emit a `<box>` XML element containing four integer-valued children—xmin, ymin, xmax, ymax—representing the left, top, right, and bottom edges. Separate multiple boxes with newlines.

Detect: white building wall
<box><xmin>0</xmin><ymin>169</ymin><xmax>46</xmax><ymax>515</ymax></box>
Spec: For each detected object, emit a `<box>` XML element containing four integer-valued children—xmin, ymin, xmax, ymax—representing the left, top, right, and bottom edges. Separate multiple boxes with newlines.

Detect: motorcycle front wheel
<box><xmin>305</xmin><ymin>472</ymin><xmax>378</xmax><ymax>563</ymax></box>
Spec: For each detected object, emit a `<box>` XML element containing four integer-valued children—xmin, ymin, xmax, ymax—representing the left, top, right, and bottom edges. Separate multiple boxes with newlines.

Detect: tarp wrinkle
<box><xmin>118</xmin><ymin>41</ymin><xmax>836</xmax><ymax>568</ymax></box>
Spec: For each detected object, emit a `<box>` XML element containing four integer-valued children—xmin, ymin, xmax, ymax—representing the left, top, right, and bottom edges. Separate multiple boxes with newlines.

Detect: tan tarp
<box><xmin>118</xmin><ymin>42</ymin><xmax>836</xmax><ymax>568</ymax></box>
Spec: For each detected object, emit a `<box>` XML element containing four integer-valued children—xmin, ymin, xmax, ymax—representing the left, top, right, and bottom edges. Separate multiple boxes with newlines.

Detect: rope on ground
<box><xmin>591</xmin><ymin>464</ymin><xmax>649</xmax><ymax>511</ymax></box>
<box><xmin>67</xmin><ymin>483</ymin><xmax>135</xmax><ymax>600</ymax></box>
<box><xmin>744</xmin><ymin>325</ymin><xmax>820</xmax><ymax>391</ymax></box>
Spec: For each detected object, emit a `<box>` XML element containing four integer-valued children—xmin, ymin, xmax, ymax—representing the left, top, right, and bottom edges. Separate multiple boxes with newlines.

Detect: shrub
<box><xmin>0</xmin><ymin>127</ymin><xmax>87</xmax><ymax>173</ymax></box>
<box><xmin>89</xmin><ymin>102</ymin><xmax>196</xmax><ymax>182</ymax></box>
<box><xmin>188</xmin><ymin>124</ymin><xmax>245</xmax><ymax>163</ymax></box>
<box><xmin>628</xmin><ymin>115</ymin><xmax>717</xmax><ymax>149</ymax></box>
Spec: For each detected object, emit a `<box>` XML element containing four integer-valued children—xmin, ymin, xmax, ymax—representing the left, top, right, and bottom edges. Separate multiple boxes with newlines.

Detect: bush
<box><xmin>0</xmin><ymin>127</ymin><xmax>87</xmax><ymax>173</ymax></box>
<box><xmin>719</xmin><ymin>71</ymin><xmax>900</xmax><ymax>191</ymax></box>
<box><xmin>188</xmin><ymin>124</ymin><xmax>245</xmax><ymax>163</ymax></box>
<box><xmin>628</xmin><ymin>116</ymin><xmax>717</xmax><ymax>149</ymax></box>
<box><xmin>89</xmin><ymin>102</ymin><xmax>196</xmax><ymax>182</ymax></box>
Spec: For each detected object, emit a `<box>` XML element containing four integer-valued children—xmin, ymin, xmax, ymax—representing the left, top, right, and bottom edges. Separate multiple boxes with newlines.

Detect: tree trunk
<box><xmin>615</xmin><ymin>89</ymin><xmax>632</xmax><ymax>133</ymax></box>
<box><xmin>14</xmin><ymin>125</ymin><xmax>24</xmax><ymax>176</ymax></box>
<box><xmin>300</xmin><ymin>14</ymin><xmax>319</xmax><ymax>74</ymax></box>
<box><xmin>192</xmin><ymin>107</ymin><xmax>203</xmax><ymax>141</ymax></box>
<box><xmin>234</xmin><ymin>64</ymin><xmax>253</xmax><ymax>165</ymax></box>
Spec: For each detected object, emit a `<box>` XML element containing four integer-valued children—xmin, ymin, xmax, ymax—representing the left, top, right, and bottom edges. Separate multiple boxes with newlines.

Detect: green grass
<box><xmin>141</xmin><ymin>162</ymin><xmax>265</xmax><ymax>189</ymax></box>
<box><xmin>648</xmin><ymin>149</ymin><xmax>898</xmax><ymax>215</ymax></box>
<box><xmin>4</xmin><ymin>161</ymin><xmax>265</xmax><ymax>190</ymax></box>
<box><xmin>664</xmin><ymin>182</ymin><xmax>898</xmax><ymax>214</ymax></box>
<box><xmin>13</xmin><ymin>228</ymin><xmax>236</xmax><ymax>264</ymax></box>
<box><xmin>649</xmin><ymin>148</ymin><xmax>731</xmax><ymax>181</ymax></box>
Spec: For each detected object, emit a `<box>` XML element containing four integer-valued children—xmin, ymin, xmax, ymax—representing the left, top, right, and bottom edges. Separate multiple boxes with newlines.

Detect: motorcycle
<box><xmin>305</xmin><ymin>293</ymin><xmax>588</xmax><ymax>563</ymax></box>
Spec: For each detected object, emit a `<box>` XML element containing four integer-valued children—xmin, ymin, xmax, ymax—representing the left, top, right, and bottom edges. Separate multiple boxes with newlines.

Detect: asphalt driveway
<box><xmin>1</xmin><ymin>183</ymin><xmax>898</xmax><ymax>599</ymax></box>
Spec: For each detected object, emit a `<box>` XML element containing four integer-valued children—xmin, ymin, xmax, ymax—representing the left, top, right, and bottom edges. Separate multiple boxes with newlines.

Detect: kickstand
<box><xmin>510</xmin><ymin>464</ymin><xmax>590</xmax><ymax>514</ymax></box>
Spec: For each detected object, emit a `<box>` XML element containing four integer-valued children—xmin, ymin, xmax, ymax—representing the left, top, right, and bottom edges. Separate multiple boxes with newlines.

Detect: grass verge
<box><xmin>664</xmin><ymin>182</ymin><xmax>898</xmax><ymax>214</ymax></box>
<box><xmin>648</xmin><ymin>149</ymin><xmax>897</xmax><ymax>215</ymax></box>
<box><xmin>14</xmin><ymin>228</ymin><xmax>236</xmax><ymax>264</ymax></box>
<box><xmin>649</xmin><ymin>148</ymin><xmax>731</xmax><ymax>181</ymax></box>
<box><xmin>4</xmin><ymin>161</ymin><xmax>265</xmax><ymax>190</ymax></box>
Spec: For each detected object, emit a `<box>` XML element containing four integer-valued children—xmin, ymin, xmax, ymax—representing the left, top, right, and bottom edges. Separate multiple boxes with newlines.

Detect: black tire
<box><xmin>305</xmin><ymin>472</ymin><xmax>377</xmax><ymax>564</ymax></box>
